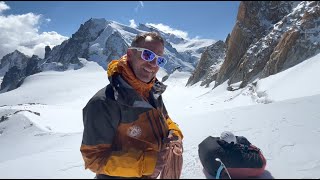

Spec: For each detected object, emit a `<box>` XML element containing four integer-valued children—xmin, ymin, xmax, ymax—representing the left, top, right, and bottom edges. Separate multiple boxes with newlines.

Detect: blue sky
<box><xmin>4</xmin><ymin>1</ymin><xmax>239</xmax><ymax>40</ymax></box>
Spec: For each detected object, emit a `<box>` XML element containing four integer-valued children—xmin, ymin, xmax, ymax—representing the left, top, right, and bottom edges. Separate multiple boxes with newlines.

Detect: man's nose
<box><xmin>149</xmin><ymin>58</ymin><xmax>158</xmax><ymax>67</ymax></box>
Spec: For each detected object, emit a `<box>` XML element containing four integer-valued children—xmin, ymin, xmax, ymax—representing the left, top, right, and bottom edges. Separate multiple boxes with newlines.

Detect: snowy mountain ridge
<box><xmin>0</xmin><ymin>18</ymin><xmax>216</xmax><ymax>93</ymax></box>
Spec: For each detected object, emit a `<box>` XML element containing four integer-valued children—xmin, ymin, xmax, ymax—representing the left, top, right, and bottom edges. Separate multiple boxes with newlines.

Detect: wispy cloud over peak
<box><xmin>134</xmin><ymin>1</ymin><xmax>144</xmax><ymax>13</ymax></box>
<box><xmin>145</xmin><ymin>22</ymin><xmax>215</xmax><ymax>52</ymax></box>
<box><xmin>139</xmin><ymin>1</ymin><xmax>144</xmax><ymax>7</ymax></box>
<box><xmin>146</xmin><ymin>23</ymin><xmax>189</xmax><ymax>39</ymax></box>
<box><xmin>129</xmin><ymin>19</ymin><xmax>137</xmax><ymax>28</ymax></box>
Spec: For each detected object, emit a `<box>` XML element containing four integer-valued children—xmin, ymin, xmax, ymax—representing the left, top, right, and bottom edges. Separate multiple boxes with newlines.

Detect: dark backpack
<box><xmin>198</xmin><ymin>136</ymin><xmax>266</xmax><ymax>178</ymax></box>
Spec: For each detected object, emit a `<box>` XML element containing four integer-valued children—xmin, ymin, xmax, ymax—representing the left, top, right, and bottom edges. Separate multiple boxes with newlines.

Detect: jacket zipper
<box><xmin>151</xmin><ymin>109</ymin><xmax>166</xmax><ymax>142</ymax></box>
<box><xmin>146</xmin><ymin>111</ymin><xmax>161</xmax><ymax>151</ymax></box>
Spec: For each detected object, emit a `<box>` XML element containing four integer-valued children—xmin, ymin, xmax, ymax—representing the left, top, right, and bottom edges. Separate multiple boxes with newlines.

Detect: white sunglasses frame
<box><xmin>128</xmin><ymin>47</ymin><xmax>167</xmax><ymax>67</ymax></box>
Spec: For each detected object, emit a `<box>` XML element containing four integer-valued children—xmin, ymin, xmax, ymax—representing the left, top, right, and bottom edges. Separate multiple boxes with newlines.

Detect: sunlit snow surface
<box><xmin>1</xmin><ymin>53</ymin><xmax>320</xmax><ymax>178</ymax></box>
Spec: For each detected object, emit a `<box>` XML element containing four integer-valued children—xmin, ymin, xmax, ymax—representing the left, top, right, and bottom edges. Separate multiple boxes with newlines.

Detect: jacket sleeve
<box><xmin>80</xmin><ymin>97</ymin><xmax>157</xmax><ymax>177</ymax></box>
<box><xmin>161</xmin><ymin>99</ymin><xmax>184</xmax><ymax>139</ymax></box>
<box><xmin>166</xmin><ymin>117</ymin><xmax>184</xmax><ymax>139</ymax></box>
<box><xmin>80</xmin><ymin>98</ymin><xmax>119</xmax><ymax>174</ymax></box>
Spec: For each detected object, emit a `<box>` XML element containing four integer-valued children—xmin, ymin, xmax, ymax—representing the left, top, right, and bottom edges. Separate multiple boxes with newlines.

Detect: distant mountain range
<box><xmin>0</xmin><ymin>18</ymin><xmax>214</xmax><ymax>92</ymax></box>
<box><xmin>1</xmin><ymin>1</ymin><xmax>319</xmax><ymax>93</ymax></box>
<box><xmin>41</xmin><ymin>18</ymin><xmax>215</xmax><ymax>73</ymax></box>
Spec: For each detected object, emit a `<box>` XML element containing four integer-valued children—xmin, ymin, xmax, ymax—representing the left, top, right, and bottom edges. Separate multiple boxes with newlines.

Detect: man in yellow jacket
<box><xmin>80</xmin><ymin>32</ymin><xmax>183</xmax><ymax>179</ymax></box>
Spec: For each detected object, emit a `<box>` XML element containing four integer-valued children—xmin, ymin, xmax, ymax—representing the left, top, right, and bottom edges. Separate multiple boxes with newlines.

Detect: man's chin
<box><xmin>139</xmin><ymin>75</ymin><xmax>155</xmax><ymax>83</ymax></box>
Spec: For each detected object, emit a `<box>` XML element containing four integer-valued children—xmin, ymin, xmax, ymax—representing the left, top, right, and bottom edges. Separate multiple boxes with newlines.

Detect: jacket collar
<box><xmin>110</xmin><ymin>74</ymin><xmax>167</xmax><ymax>108</ymax></box>
<box><xmin>107</xmin><ymin>55</ymin><xmax>154</xmax><ymax>99</ymax></box>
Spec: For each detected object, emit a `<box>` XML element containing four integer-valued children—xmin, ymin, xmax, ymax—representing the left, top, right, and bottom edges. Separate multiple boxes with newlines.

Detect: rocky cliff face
<box><xmin>0</xmin><ymin>50</ymin><xmax>29</xmax><ymax>76</ymax></box>
<box><xmin>186</xmin><ymin>40</ymin><xmax>226</xmax><ymax>87</ymax></box>
<box><xmin>215</xmin><ymin>1</ymin><xmax>300</xmax><ymax>88</ymax></box>
<box><xmin>43</xmin><ymin>18</ymin><xmax>111</xmax><ymax>70</ymax></box>
<box><xmin>0</xmin><ymin>53</ymin><xmax>41</xmax><ymax>92</ymax></box>
<box><xmin>261</xmin><ymin>1</ymin><xmax>320</xmax><ymax>78</ymax></box>
<box><xmin>213</xmin><ymin>1</ymin><xmax>320</xmax><ymax>90</ymax></box>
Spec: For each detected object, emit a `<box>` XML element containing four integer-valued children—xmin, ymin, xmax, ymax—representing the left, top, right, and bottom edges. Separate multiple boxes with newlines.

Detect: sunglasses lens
<box><xmin>157</xmin><ymin>57</ymin><xmax>167</xmax><ymax>67</ymax></box>
<box><xmin>138</xmin><ymin>48</ymin><xmax>166</xmax><ymax>67</ymax></box>
<box><xmin>142</xmin><ymin>50</ymin><xmax>155</xmax><ymax>61</ymax></box>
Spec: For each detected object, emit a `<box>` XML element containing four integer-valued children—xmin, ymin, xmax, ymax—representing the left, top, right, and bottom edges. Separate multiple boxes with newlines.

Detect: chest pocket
<box><xmin>117</xmin><ymin>107</ymin><xmax>161</xmax><ymax>151</ymax></box>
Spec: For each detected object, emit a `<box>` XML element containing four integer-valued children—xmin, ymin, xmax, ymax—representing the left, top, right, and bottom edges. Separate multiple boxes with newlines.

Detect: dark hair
<box><xmin>131</xmin><ymin>32</ymin><xmax>164</xmax><ymax>47</ymax></box>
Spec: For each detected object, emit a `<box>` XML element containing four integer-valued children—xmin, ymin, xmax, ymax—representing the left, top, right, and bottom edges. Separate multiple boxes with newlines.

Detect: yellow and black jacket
<box><xmin>80</xmin><ymin>55</ymin><xmax>183</xmax><ymax>178</ymax></box>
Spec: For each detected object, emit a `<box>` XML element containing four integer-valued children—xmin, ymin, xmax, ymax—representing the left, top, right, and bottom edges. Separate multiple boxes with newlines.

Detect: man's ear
<box><xmin>127</xmin><ymin>49</ymin><xmax>133</xmax><ymax>61</ymax></box>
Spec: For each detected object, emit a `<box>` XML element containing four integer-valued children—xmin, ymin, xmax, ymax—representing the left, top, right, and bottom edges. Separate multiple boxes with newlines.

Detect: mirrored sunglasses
<box><xmin>128</xmin><ymin>47</ymin><xmax>167</xmax><ymax>67</ymax></box>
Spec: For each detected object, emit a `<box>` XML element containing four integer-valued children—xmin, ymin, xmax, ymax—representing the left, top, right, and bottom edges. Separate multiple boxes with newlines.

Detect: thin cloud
<box><xmin>134</xmin><ymin>1</ymin><xmax>144</xmax><ymax>13</ymax></box>
<box><xmin>129</xmin><ymin>19</ymin><xmax>137</xmax><ymax>28</ymax></box>
<box><xmin>139</xmin><ymin>1</ymin><xmax>144</xmax><ymax>7</ymax></box>
<box><xmin>145</xmin><ymin>22</ymin><xmax>215</xmax><ymax>50</ymax></box>
<box><xmin>0</xmin><ymin>1</ymin><xmax>10</xmax><ymax>13</ymax></box>
<box><xmin>146</xmin><ymin>23</ymin><xmax>189</xmax><ymax>39</ymax></box>
<box><xmin>0</xmin><ymin>2</ymin><xmax>68</xmax><ymax>59</ymax></box>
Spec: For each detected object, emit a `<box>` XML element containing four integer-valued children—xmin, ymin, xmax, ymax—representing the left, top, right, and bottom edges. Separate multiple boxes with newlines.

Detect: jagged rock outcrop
<box><xmin>102</xmin><ymin>31</ymin><xmax>129</xmax><ymax>68</ymax></box>
<box><xmin>1</xmin><ymin>53</ymin><xmax>41</xmax><ymax>92</ymax></box>
<box><xmin>261</xmin><ymin>2</ymin><xmax>320</xmax><ymax>77</ymax></box>
<box><xmin>215</xmin><ymin>1</ymin><xmax>297</xmax><ymax>87</ymax></box>
<box><xmin>26</xmin><ymin>55</ymin><xmax>41</xmax><ymax>76</ymax></box>
<box><xmin>43</xmin><ymin>18</ymin><xmax>110</xmax><ymax>70</ymax></box>
<box><xmin>214</xmin><ymin>1</ymin><xmax>320</xmax><ymax>89</ymax></box>
<box><xmin>1</xmin><ymin>66</ymin><xmax>25</xmax><ymax>92</ymax></box>
<box><xmin>0</xmin><ymin>50</ymin><xmax>29</xmax><ymax>76</ymax></box>
<box><xmin>186</xmin><ymin>40</ymin><xmax>226</xmax><ymax>87</ymax></box>
<box><xmin>44</xmin><ymin>46</ymin><xmax>51</xmax><ymax>59</ymax></box>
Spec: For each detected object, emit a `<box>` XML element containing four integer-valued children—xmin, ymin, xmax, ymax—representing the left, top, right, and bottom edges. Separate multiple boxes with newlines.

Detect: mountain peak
<box><xmin>11</xmin><ymin>50</ymin><xmax>25</xmax><ymax>56</ymax></box>
<box><xmin>137</xmin><ymin>23</ymin><xmax>154</xmax><ymax>31</ymax></box>
<box><xmin>1</xmin><ymin>50</ymin><xmax>28</xmax><ymax>63</ymax></box>
<box><xmin>85</xmin><ymin>18</ymin><xmax>109</xmax><ymax>25</ymax></box>
<box><xmin>0</xmin><ymin>49</ymin><xmax>30</xmax><ymax>78</ymax></box>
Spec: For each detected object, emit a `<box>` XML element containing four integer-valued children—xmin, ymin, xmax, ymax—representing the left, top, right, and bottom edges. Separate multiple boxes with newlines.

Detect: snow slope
<box><xmin>1</xmin><ymin>53</ymin><xmax>320</xmax><ymax>178</ymax></box>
